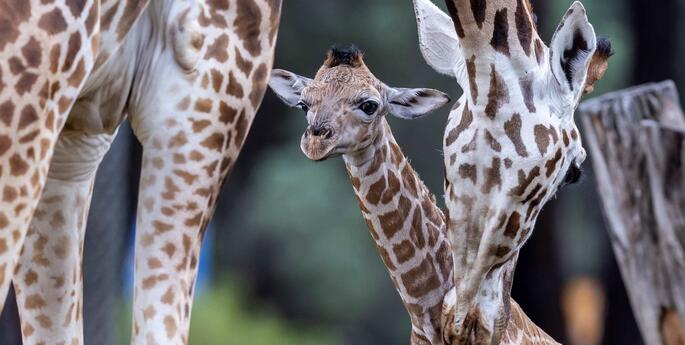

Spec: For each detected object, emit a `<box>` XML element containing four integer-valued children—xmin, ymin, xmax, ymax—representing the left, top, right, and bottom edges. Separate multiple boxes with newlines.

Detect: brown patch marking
<box><xmin>504</xmin><ymin>113</ymin><xmax>528</xmax><ymax>157</ymax></box>
<box><xmin>400</xmin><ymin>255</ymin><xmax>441</xmax><ymax>298</ymax></box>
<box><xmin>545</xmin><ymin>148</ymin><xmax>563</xmax><ymax>177</ymax></box>
<box><xmin>484</xmin><ymin>130</ymin><xmax>501</xmax><ymax>152</ymax></box>
<box><xmin>490</xmin><ymin>8</ymin><xmax>510</xmax><ymax>56</ymax></box>
<box><xmin>378</xmin><ymin>195</ymin><xmax>411</xmax><ymax>239</ymax></box>
<box><xmin>235</xmin><ymin>0</ymin><xmax>263</xmax><ymax>56</ymax></box>
<box><xmin>445</xmin><ymin>104</ymin><xmax>473</xmax><ymax>147</ymax></box>
<box><xmin>503</xmin><ymin>211</ymin><xmax>521</xmax><ymax>239</ymax></box>
<box><xmin>509</xmin><ymin>166</ymin><xmax>540</xmax><ymax>197</ymax></box>
<box><xmin>481</xmin><ymin>157</ymin><xmax>502</xmax><ymax>194</ymax></box>
<box><xmin>515</xmin><ymin>0</ymin><xmax>533</xmax><ymax>56</ymax></box>
<box><xmin>484</xmin><ymin>65</ymin><xmax>510</xmax><ymax>119</ymax></box>
<box><xmin>459</xmin><ymin>163</ymin><xmax>477</xmax><ymax>184</ymax></box>
<box><xmin>393</xmin><ymin>240</ymin><xmax>416</xmax><ymax>264</ymax></box>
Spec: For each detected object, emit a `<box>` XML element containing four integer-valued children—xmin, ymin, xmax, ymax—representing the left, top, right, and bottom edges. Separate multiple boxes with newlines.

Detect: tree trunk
<box><xmin>578</xmin><ymin>80</ymin><xmax>685</xmax><ymax>345</ymax></box>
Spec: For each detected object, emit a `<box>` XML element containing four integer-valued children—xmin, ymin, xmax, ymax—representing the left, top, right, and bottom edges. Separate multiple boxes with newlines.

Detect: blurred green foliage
<box><xmin>215</xmin><ymin>141</ymin><xmax>410</xmax><ymax>343</ymax></box>
<box><xmin>117</xmin><ymin>277</ymin><xmax>340</xmax><ymax>345</ymax></box>
<box><xmin>189</xmin><ymin>279</ymin><xmax>340</xmax><ymax>345</ymax></box>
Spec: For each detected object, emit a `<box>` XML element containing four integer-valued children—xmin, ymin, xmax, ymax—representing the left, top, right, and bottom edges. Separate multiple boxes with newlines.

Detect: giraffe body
<box><xmin>269</xmin><ymin>46</ymin><xmax>561</xmax><ymax>345</ymax></box>
<box><xmin>1</xmin><ymin>0</ymin><xmax>282</xmax><ymax>344</ymax></box>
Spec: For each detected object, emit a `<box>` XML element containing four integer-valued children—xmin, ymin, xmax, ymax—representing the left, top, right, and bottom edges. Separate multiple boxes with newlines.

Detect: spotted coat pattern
<box><xmin>439</xmin><ymin>0</ymin><xmax>595</xmax><ymax>343</ymax></box>
<box><xmin>0</xmin><ymin>0</ymin><xmax>101</xmax><ymax>322</ymax></box>
<box><xmin>273</xmin><ymin>50</ymin><xmax>561</xmax><ymax>345</ymax></box>
<box><xmin>1</xmin><ymin>0</ymin><xmax>282</xmax><ymax>344</ymax></box>
<box><xmin>346</xmin><ymin>120</ymin><xmax>453</xmax><ymax>344</ymax></box>
<box><xmin>345</xmin><ymin>120</ymin><xmax>560</xmax><ymax>345</ymax></box>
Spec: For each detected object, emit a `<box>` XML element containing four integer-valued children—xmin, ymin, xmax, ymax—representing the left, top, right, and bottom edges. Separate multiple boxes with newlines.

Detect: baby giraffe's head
<box><xmin>269</xmin><ymin>45</ymin><xmax>451</xmax><ymax>161</ymax></box>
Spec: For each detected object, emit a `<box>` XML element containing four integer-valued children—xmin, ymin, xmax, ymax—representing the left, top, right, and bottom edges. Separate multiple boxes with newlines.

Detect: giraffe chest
<box><xmin>442</xmin><ymin>101</ymin><xmax>581</xmax><ymax>246</ymax></box>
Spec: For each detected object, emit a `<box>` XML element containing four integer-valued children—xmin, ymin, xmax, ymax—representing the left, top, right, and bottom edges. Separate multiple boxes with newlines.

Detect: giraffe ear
<box><xmin>413</xmin><ymin>0</ymin><xmax>463</xmax><ymax>79</ymax></box>
<box><xmin>549</xmin><ymin>1</ymin><xmax>597</xmax><ymax>98</ymax></box>
<box><xmin>268</xmin><ymin>69</ymin><xmax>312</xmax><ymax>107</ymax></box>
<box><xmin>385</xmin><ymin>87</ymin><xmax>451</xmax><ymax>120</ymax></box>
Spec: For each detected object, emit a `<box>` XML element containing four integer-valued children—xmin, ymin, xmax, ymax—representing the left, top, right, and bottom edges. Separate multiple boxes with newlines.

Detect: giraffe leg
<box><xmin>128</xmin><ymin>72</ymin><xmax>266</xmax><ymax>342</ymax></box>
<box><xmin>472</xmin><ymin>257</ymin><xmax>518</xmax><ymax>345</ymax></box>
<box><xmin>123</xmin><ymin>1</ymin><xmax>280</xmax><ymax>342</ymax></box>
<box><xmin>13</xmin><ymin>131</ymin><xmax>114</xmax><ymax>345</ymax></box>
<box><xmin>129</xmin><ymin>124</ymin><xmax>229</xmax><ymax>345</ymax></box>
<box><xmin>128</xmin><ymin>109</ymin><xmax>265</xmax><ymax>343</ymax></box>
<box><xmin>0</xmin><ymin>0</ymin><xmax>100</xmax><ymax>312</ymax></box>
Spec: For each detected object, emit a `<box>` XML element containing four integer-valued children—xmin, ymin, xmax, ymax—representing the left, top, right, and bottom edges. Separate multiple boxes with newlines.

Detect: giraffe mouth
<box><xmin>300</xmin><ymin>131</ymin><xmax>337</xmax><ymax>161</ymax></box>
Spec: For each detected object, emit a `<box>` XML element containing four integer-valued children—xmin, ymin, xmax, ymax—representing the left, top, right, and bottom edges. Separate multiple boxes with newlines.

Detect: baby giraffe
<box><xmin>269</xmin><ymin>46</ymin><xmax>559</xmax><ymax>345</ymax></box>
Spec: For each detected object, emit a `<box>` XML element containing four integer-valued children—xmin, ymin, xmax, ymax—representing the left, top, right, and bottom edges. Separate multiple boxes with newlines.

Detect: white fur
<box><xmin>549</xmin><ymin>1</ymin><xmax>597</xmax><ymax>106</ymax></box>
<box><xmin>268</xmin><ymin>69</ymin><xmax>312</xmax><ymax>106</ymax></box>
<box><xmin>385</xmin><ymin>86</ymin><xmax>451</xmax><ymax>120</ymax></box>
<box><xmin>412</xmin><ymin>0</ymin><xmax>466</xmax><ymax>84</ymax></box>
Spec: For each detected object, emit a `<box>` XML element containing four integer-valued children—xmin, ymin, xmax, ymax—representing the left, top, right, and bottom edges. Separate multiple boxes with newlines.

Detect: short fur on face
<box><xmin>269</xmin><ymin>45</ymin><xmax>451</xmax><ymax>161</ymax></box>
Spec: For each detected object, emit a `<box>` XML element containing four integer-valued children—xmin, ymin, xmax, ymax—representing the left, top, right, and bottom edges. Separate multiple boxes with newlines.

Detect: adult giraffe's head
<box><xmin>414</xmin><ymin>0</ymin><xmax>612</xmax><ymax>191</ymax></box>
<box><xmin>268</xmin><ymin>45</ymin><xmax>451</xmax><ymax>161</ymax></box>
<box><xmin>412</xmin><ymin>1</ymin><xmax>613</xmax><ymax>342</ymax></box>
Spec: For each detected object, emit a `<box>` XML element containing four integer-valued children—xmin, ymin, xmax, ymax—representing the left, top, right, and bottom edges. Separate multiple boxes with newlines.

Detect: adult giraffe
<box><xmin>0</xmin><ymin>0</ymin><xmax>282</xmax><ymax>344</ymax></box>
<box><xmin>415</xmin><ymin>0</ymin><xmax>611</xmax><ymax>343</ymax></box>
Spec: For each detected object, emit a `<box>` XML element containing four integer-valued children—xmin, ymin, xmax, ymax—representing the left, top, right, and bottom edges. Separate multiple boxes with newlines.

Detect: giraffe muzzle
<box><xmin>301</xmin><ymin>125</ymin><xmax>337</xmax><ymax>161</ymax></box>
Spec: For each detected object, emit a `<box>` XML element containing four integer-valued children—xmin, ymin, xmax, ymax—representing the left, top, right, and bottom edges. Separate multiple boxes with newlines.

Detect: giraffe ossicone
<box><xmin>413</xmin><ymin>0</ymin><xmax>612</xmax><ymax>343</ymax></box>
<box><xmin>269</xmin><ymin>46</ymin><xmax>561</xmax><ymax>345</ymax></box>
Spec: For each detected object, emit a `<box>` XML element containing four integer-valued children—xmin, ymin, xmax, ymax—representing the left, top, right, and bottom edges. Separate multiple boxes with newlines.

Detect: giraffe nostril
<box><xmin>310</xmin><ymin>126</ymin><xmax>323</xmax><ymax>137</ymax></box>
<box><xmin>310</xmin><ymin>125</ymin><xmax>333</xmax><ymax>139</ymax></box>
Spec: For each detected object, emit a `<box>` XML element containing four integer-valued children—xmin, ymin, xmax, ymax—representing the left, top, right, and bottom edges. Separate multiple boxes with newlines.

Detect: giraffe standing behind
<box><xmin>269</xmin><ymin>46</ymin><xmax>561</xmax><ymax>345</ymax></box>
<box><xmin>1</xmin><ymin>0</ymin><xmax>282</xmax><ymax>344</ymax></box>
<box><xmin>411</xmin><ymin>0</ymin><xmax>612</xmax><ymax>343</ymax></box>
<box><xmin>0</xmin><ymin>0</ymin><xmax>101</xmax><ymax>313</ymax></box>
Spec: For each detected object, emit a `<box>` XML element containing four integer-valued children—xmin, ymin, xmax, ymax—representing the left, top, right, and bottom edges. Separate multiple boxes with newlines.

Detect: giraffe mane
<box><xmin>324</xmin><ymin>44</ymin><xmax>365</xmax><ymax>68</ymax></box>
<box><xmin>594</xmin><ymin>36</ymin><xmax>614</xmax><ymax>59</ymax></box>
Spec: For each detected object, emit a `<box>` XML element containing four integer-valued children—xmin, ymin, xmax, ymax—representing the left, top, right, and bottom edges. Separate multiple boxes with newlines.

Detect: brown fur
<box><xmin>583</xmin><ymin>37</ymin><xmax>613</xmax><ymax>94</ymax></box>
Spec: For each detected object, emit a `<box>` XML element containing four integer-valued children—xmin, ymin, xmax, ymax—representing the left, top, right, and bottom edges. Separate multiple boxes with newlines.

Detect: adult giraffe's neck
<box><xmin>444</xmin><ymin>0</ymin><xmax>544</xmax><ymax>108</ymax></box>
<box><xmin>343</xmin><ymin>118</ymin><xmax>453</xmax><ymax>343</ymax></box>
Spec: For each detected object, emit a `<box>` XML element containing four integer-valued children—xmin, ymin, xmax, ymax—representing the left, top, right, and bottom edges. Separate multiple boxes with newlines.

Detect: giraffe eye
<box><xmin>359</xmin><ymin>101</ymin><xmax>379</xmax><ymax>115</ymax></box>
<box><xmin>297</xmin><ymin>101</ymin><xmax>310</xmax><ymax>114</ymax></box>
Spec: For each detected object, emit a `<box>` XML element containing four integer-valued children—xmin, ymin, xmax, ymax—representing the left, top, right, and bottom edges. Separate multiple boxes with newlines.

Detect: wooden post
<box><xmin>578</xmin><ymin>80</ymin><xmax>685</xmax><ymax>345</ymax></box>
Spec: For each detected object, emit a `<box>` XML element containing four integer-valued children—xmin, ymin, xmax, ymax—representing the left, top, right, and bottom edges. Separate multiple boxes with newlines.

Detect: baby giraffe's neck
<box><xmin>341</xmin><ymin>118</ymin><xmax>559</xmax><ymax>345</ymax></box>
<box><xmin>343</xmin><ymin>118</ymin><xmax>453</xmax><ymax>344</ymax></box>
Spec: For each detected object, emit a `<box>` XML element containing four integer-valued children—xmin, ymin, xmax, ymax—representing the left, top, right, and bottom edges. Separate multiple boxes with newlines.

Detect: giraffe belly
<box><xmin>65</xmin><ymin>0</ymin><xmax>204</xmax><ymax>137</ymax></box>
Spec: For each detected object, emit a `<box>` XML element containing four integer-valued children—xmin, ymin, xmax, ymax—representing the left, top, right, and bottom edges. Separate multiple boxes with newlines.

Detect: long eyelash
<box><xmin>297</xmin><ymin>101</ymin><xmax>310</xmax><ymax>111</ymax></box>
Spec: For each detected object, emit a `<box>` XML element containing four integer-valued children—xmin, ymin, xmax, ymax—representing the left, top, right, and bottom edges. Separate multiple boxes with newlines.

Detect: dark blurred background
<box><xmin>2</xmin><ymin>0</ymin><xmax>684</xmax><ymax>344</ymax></box>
